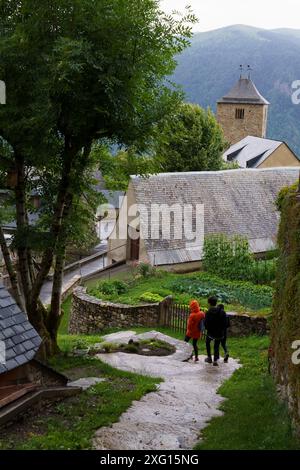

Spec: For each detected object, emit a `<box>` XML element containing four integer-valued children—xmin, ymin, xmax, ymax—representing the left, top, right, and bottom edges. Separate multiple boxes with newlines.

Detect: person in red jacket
<box><xmin>185</xmin><ymin>300</ymin><xmax>206</xmax><ymax>362</ymax></box>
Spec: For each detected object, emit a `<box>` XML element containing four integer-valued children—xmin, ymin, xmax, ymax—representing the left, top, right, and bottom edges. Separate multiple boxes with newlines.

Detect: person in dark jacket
<box><xmin>204</xmin><ymin>296</ymin><xmax>227</xmax><ymax>366</ymax></box>
<box><xmin>218</xmin><ymin>304</ymin><xmax>230</xmax><ymax>363</ymax></box>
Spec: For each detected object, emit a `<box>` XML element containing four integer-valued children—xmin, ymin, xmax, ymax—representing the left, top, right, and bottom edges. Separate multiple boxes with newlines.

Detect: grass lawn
<box><xmin>0</xmin><ymin>345</ymin><xmax>160</xmax><ymax>450</ymax></box>
<box><xmin>195</xmin><ymin>335</ymin><xmax>300</xmax><ymax>450</ymax></box>
<box><xmin>85</xmin><ymin>271</ymin><xmax>273</xmax><ymax>316</ymax></box>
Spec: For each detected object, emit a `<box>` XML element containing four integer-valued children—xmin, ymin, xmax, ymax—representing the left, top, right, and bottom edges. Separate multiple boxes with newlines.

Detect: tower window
<box><xmin>235</xmin><ymin>108</ymin><xmax>245</xmax><ymax>119</ymax></box>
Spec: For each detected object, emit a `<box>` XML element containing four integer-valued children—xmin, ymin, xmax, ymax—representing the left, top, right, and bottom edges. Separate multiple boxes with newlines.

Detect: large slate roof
<box><xmin>0</xmin><ymin>284</ymin><xmax>42</xmax><ymax>375</ymax></box>
<box><xmin>130</xmin><ymin>168</ymin><xmax>299</xmax><ymax>266</ymax></box>
<box><xmin>223</xmin><ymin>136</ymin><xmax>297</xmax><ymax>168</ymax></box>
<box><xmin>218</xmin><ymin>78</ymin><xmax>270</xmax><ymax>105</ymax></box>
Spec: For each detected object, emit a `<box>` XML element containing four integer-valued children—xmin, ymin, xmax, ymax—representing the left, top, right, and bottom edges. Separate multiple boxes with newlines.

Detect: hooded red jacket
<box><xmin>186</xmin><ymin>300</ymin><xmax>205</xmax><ymax>339</ymax></box>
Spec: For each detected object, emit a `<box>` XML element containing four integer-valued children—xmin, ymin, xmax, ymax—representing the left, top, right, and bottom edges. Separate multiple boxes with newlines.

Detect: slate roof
<box><xmin>0</xmin><ymin>284</ymin><xmax>42</xmax><ymax>374</ymax></box>
<box><xmin>223</xmin><ymin>136</ymin><xmax>296</xmax><ymax>168</ymax></box>
<box><xmin>130</xmin><ymin>168</ymin><xmax>299</xmax><ymax>266</ymax></box>
<box><xmin>218</xmin><ymin>78</ymin><xmax>270</xmax><ymax>105</ymax></box>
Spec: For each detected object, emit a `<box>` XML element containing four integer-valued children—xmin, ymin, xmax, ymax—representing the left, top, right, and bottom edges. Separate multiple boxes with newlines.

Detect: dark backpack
<box><xmin>198</xmin><ymin>318</ymin><xmax>206</xmax><ymax>333</ymax></box>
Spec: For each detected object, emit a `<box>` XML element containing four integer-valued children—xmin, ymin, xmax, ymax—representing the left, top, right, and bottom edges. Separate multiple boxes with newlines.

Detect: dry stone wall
<box><xmin>69</xmin><ymin>287</ymin><xmax>161</xmax><ymax>334</ymax></box>
<box><xmin>69</xmin><ymin>288</ymin><xmax>268</xmax><ymax>337</ymax></box>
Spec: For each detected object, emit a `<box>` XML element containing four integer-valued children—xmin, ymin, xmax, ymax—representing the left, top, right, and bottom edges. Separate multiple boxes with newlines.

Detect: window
<box><xmin>235</xmin><ymin>108</ymin><xmax>245</xmax><ymax>119</ymax></box>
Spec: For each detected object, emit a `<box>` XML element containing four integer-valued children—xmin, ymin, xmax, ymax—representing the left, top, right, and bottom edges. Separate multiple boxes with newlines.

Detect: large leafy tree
<box><xmin>155</xmin><ymin>102</ymin><xmax>226</xmax><ymax>172</ymax></box>
<box><xmin>92</xmin><ymin>145</ymin><xmax>159</xmax><ymax>191</ymax></box>
<box><xmin>0</xmin><ymin>0</ymin><xmax>196</xmax><ymax>356</ymax></box>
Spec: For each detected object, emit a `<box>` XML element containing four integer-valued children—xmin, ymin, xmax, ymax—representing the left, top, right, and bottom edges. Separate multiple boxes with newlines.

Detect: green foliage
<box><xmin>139</xmin><ymin>292</ymin><xmax>164</xmax><ymax>303</ymax></box>
<box><xmin>203</xmin><ymin>234</ymin><xmax>253</xmax><ymax>280</ymax></box>
<box><xmin>271</xmin><ymin>187</ymin><xmax>300</xmax><ymax>430</ymax></box>
<box><xmin>72</xmin><ymin>338</ymin><xmax>90</xmax><ymax>351</ymax></box>
<box><xmin>85</xmin><ymin>270</ymin><xmax>273</xmax><ymax>313</ymax></box>
<box><xmin>196</xmin><ymin>335</ymin><xmax>300</xmax><ymax>450</ymax></box>
<box><xmin>203</xmin><ymin>234</ymin><xmax>277</xmax><ymax>285</ymax></box>
<box><xmin>276</xmin><ymin>182</ymin><xmax>298</xmax><ymax>211</ymax></box>
<box><xmin>169</xmin><ymin>274</ymin><xmax>273</xmax><ymax>311</ymax></box>
<box><xmin>89</xmin><ymin>280</ymin><xmax>129</xmax><ymax>298</ymax></box>
<box><xmin>0</xmin><ymin>0</ymin><xmax>197</xmax><ymax>348</ymax></box>
<box><xmin>93</xmin><ymin>145</ymin><xmax>159</xmax><ymax>191</ymax></box>
<box><xmin>137</xmin><ymin>262</ymin><xmax>155</xmax><ymax>278</ymax></box>
<box><xmin>155</xmin><ymin>103</ymin><xmax>226</xmax><ymax>172</ymax></box>
<box><xmin>0</xmin><ymin>353</ymin><xmax>159</xmax><ymax>450</ymax></box>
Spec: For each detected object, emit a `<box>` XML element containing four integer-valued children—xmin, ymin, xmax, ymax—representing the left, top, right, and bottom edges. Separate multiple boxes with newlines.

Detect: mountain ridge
<box><xmin>173</xmin><ymin>25</ymin><xmax>300</xmax><ymax>154</ymax></box>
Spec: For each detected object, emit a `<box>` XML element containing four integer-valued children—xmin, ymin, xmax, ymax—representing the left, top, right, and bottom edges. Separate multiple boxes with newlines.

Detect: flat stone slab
<box><xmin>93</xmin><ymin>331</ymin><xmax>240</xmax><ymax>450</ymax></box>
<box><xmin>100</xmin><ymin>331</ymin><xmax>137</xmax><ymax>344</ymax></box>
<box><xmin>97</xmin><ymin>330</ymin><xmax>193</xmax><ymax>361</ymax></box>
<box><xmin>68</xmin><ymin>377</ymin><xmax>106</xmax><ymax>391</ymax></box>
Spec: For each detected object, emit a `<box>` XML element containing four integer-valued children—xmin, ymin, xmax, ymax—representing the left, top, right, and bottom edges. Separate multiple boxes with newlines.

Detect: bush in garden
<box><xmin>89</xmin><ymin>280</ymin><xmax>128</xmax><ymax>297</ymax></box>
<box><xmin>138</xmin><ymin>262</ymin><xmax>155</xmax><ymax>278</ymax></box>
<box><xmin>139</xmin><ymin>292</ymin><xmax>164</xmax><ymax>303</ymax></box>
<box><xmin>203</xmin><ymin>234</ymin><xmax>277</xmax><ymax>284</ymax></box>
<box><xmin>203</xmin><ymin>234</ymin><xmax>253</xmax><ymax>280</ymax></box>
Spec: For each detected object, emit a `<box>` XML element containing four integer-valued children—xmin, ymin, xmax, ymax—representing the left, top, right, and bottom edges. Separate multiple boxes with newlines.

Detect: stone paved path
<box><xmin>93</xmin><ymin>331</ymin><xmax>240</xmax><ymax>450</ymax></box>
<box><xmin>40</xmin><ymin>247</ymin><xmax>107</xmax><ymax>305</ymax></box>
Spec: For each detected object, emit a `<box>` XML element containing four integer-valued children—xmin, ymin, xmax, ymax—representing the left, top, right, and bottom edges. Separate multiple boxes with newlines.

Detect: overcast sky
<box><xmin>161</xmin><ymin>0</ymin><xmax>300</xmax><ymax>32</ymax></box>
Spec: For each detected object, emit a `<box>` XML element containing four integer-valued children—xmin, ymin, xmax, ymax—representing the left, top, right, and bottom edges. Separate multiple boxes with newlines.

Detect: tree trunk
<box><xmin>48</xmin><ymin>247</ymin><xmax>66</xmax><ymax>342</ymax></box>
<box><xmin>29</xmin><ymin>146</ymin><xmax>77</xmax><ymax>311</ymax></box>
<box><xmin>14</xmin><ymin>156</ymin><xmax>32</xmax><ymax>303</ymax></box>
<box><xmin>0</xmin><ymin>225</ymin><xmax>25</xmax><ymax>310</ymax></box>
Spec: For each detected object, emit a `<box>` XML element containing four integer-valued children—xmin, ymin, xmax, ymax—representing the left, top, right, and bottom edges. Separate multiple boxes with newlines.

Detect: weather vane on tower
<box><xmin>239</xmin><ymin>65</ymin><xmax>253</xmax><ymax>79</ymax></box>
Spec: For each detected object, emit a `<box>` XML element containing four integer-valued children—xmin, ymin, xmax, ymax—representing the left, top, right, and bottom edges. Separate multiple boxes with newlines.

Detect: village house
<box><xmin>107</xmin><ymin>168</ymin><xmax>299</xmax><ymax>272</ymax></box>
<box><xmin>223</xmin><ymin>136</ymin><xmax>300</xmax><ymax>169</ymax></box>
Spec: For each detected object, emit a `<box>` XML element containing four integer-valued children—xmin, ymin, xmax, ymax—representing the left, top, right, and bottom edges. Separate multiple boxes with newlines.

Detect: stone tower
<box><xmin>217</xmin><ymin>72</ymin><xmax>269</xmax><ymax>145</ymax></box>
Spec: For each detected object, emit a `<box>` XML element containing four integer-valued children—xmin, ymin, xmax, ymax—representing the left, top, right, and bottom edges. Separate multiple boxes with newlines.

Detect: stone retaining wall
<box><xmin>227</xmin><ymin>312</ymin><xmax>269</xmax><ymax>337</ymax></box>
<box><xmin>69</xmin><ymin>288</ymin><xmax>269</xmax><ymax>337</ymax></box>
<box><xmin>69</xmin><ymin>287</ymin><xmax>161</xmax><ymax>334</ymax></box>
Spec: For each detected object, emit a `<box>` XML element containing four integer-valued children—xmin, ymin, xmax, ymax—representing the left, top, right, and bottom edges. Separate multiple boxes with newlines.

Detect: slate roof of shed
<box><xmin>0</xmin><ymin>284</ymin><xmax>42</xmax><ymax>374</ymax></box>
<box><xmin>130</xmin><ymin>168</ymin><xmax>299</xmax><ymax>266</ymax></box>
<box><xmin>218</xmin><ymin>78</ymin><xmax>270</xmax><ymax>105</ymax></box>
<box><xmin>223</xmin><ymin>136</ymin><xmax>296</xmax><ymax>168</ymax></box>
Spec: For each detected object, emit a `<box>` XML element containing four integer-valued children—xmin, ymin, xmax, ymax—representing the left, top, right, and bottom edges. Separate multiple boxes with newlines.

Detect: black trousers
<box><xmin>206</xmin><ymin>336</ymin><xmax>221</xmax><ymax>362</ymax></box>
<box><xmin>185</xmin><ymin>336</ymin><xmax>199</xmax><ymax>358</ymax></box>
<box><xmin>221</xmin><ymin>331</ymin><xmax>228</xmax><ymax>355</ymax></box>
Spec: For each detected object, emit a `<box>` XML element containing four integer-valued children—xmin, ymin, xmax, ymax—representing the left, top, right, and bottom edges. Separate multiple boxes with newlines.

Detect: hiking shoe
<box><xmin>205</xmin><ymin>357</ymin><xmax>212</xmax><ymax>364</ymax></box>
<box><xmin>213</xmin><ymin>361</ymin><xmax>219</xmax><ymax>367</ymax></box>
<box><xmin>224</xmin><ymin>354</ymin><xmax>229</xmax><ymax>363</ymax></box>
<box><xmin>195</xmin><ymin>357</ymin><xmax>199</xmax><ymax>362</ymax></box>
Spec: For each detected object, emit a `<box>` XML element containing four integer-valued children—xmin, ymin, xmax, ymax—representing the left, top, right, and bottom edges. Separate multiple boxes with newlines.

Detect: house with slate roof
<box><xmin>223</xmin><ymin>136</ymin><xmax>300</xmax><ymax>169</ymax></box>
<box><xmin>0</xmin><ymin>283</ymin><xmax>78</xmax><ymax>425</ymax></box>
<box><xmin>108</xmin><ymin>168</ymin><xmax>299</xmax><ymax>272</ymax></box>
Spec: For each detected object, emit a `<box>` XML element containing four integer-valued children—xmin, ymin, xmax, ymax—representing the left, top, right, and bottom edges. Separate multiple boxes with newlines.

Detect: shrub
<box><xmin>203</xmin><ymin>234</ymin><xmax>253</xmax><ymax>280</ymax></box>
<box><xmin>72</xmin><ymin>338</ymin><xmax>90</xmax><ymax>351</ymax></box>
<box><xmin>100</xmin><ymin>342</ymin><xmax>116</xmax><ymax>353</ymax></box>
<box><xmin>138</xmin><ymin>262</ymin><xmax>155</xmax><ymax>278</ymax></box>
<box><xmin>139</xmin><ymin>292</ymin><xmax>164</xmax><ymax>303</ymax></box>
<box><xmin>203</xmin><ymin>234</ymin><xmax>277</xmax><ymax>284</ymax></box>
<box><xmin>248</xmin><ymin>259</ymin><xmax>277</xmax><ymax>285</ymax></box>
<box><xmin>89</xmin><ymin>280</ymin><xmax>128</xmax><ymax>298</ymax></box>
